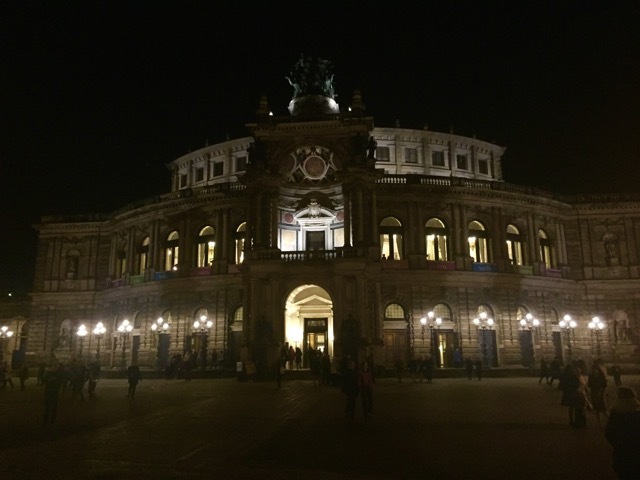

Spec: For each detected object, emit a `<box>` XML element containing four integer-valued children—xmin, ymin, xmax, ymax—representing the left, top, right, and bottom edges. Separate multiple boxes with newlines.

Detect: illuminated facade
<box><xmin>15</xmin><ymin>59</ymin><xmax>640</xmax><ymax>372</ymax></box>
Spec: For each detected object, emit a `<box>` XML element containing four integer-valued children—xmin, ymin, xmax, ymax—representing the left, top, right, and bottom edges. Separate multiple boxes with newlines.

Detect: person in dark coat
<box><xmin>605</xmin><ymin>387</ymin><xmax>640</xmax><ymax>479</ymax></box>
<box><xmin>587</xmin><ymin>360</ymin><xmax>608</xmax><ymax>426</ymax></box>
<box><xmin>19</xmin><ymin>364</ymin><xmax>29</xmax><ymax>391</ymax></box>
<box><xmin>548</xmin><ymin>357</ymin><xmax>562</xmax><ymax>386</ymax></box>
<box><xmin>474</xmin><ymin>358</ymin><xmax>483</xmax><ymax>381</ymax></box>
<box><xmin>42</xmin><ymin>363</ymin><xmax>63</xmax><ymax>427</ymax></box>
<box><xmin>559</xmin><ymin>364</ymin><xmax>585</xmax><ymax>427</ymax></box>
<box><xmin>342</xmin><ymin>358</ymin><xmax>359</xmax><ymax>420</ymax></box>
<box><xmin>465</xmin><ymin>357</ymin><xmax>474</xmax><ymax>380</ymax></box>
<box><xmin>610</xmin><ymin>364</ymin><xmax>622</xmax><ymax>387</ymax></box>
<box><xmin>538</xmin><ymin>358</ymin><xmax>550</xmax><ymax>384</ymax></box>
<box><xmin>127</xmin><ymin>363</ymin><xmax>142</xmax><ymax>399</ymax></box>
<box><xmin>359</xmin><ymin>360</ymin><xmax>375</xmax><ymax>418</ymax></box>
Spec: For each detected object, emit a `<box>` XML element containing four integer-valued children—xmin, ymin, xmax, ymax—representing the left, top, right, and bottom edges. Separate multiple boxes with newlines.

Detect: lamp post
<box><xmin>151</xmin><ymin>317</ymin><xmax>170</xmax><ymax>371</ymax></box>
<box><xmin>76</xmin><ymin>324</ymin><xmax>88</xmax><ymax>360</ymax></box>
<box><xmin>519</xmin><ymin>313</ymin><xmax>540</xmax><ymax>367</ymax></box>
<box><xmin>558</xmin><ymin>314</ymin><xmax>577</xmax><ymax>360</ymax></box>
<box><xmin>117</xmin><ymin>319</ymin><xmax>133</xmax><ymax>370</ymax></box>
<box><xmin>193</xmin><ymin>315</ymin><xmax>213</xmax><ymax>370</ymax></box>
<box><xmin>93</xmin><ymin>322</ymin><xmax>106</xmax><ymax>362</ymax></box>
<box><xmin>588</xmin><ymin>316</ymin><xmax>606</xmax><ymax>359</ymax></box>
<box><xmin>473</xmin><ymin>312</ymin><xmax>494</xmax><ymax>365</ymax></box>
<box><xmin>425</xmin><ymin>311</ymin><xmax>442</xmax><ymax>366</ymax></box>
<box><xmin>0</xmin><ymin>326</ymin><xmax>14</xmax><ymax>363</ymax></box>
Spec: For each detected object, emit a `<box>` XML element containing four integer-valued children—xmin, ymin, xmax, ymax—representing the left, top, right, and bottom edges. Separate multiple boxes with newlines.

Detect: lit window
<box><xmin>539</xmin><ymin>229</ymin><xmax>552</xmax><ymax>268</ymax></box>
<box><xmin>425</xmin><ymin>218</ymin><xmax>448</xmax><ymax>261</ymax></box>
<box><xmin>137</xmin><ymin>236</ymin><xmax>150</xmax><ymax>274</ymax></box>
<box><xmin>116</xmin><ymin>247</ymin><xmax>127</xmax><ymax>278</ymax></box>
<box><xmin>468</xmin><ymin>220</ymin><xmax>489</xmax><ymax>262</ymax></box>
<box><xmin>380</xmin><ymin>217</ymin><xmax>403</xmax><ymax>260</ymax></box>
<box><xmin>197</xmin><ymin>226</ymin><xmax>215</xmax><ymax>267</ymax></box>
<box><xmin>235</xmin><ymin>222</ymin><xmax>246</xmax><ymax>264</ymax></box>
<box><xmin>164</xmin><ymin>231</ymin><xmax>179</xmax><ymax>271</ymax></box>
<box><xmin>506</xmin><ymin>224</ymin><xmax>524</xmax><ymax>265</ymax></box>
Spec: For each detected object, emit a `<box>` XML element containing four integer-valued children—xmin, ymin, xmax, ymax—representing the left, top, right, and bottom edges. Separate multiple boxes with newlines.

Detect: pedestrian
<box><xmin>183</xmin><ymin>352</ymin><xmax>193</xmax><ymax>382</ymax></box>
<box><xmin>321</xmin><ymin>350</ymin><xmax>332</xmax><ymax>385</ymax></box>
<box><xmin>423</xmin><ymin>356</ymin><xmax>433</xmax><ymax>383</ymax></box>
<box><xmin>538</xmin><ymin>357</ymin><xmax>550</xmax><ymax>384</ymax></box>
<box><xmin>288</xmin><ymin>345</ymin><xmax>295</xmax><ymax>371</ymax></box>
<box><xmin>548</xmin><ymin>357</ymin><xmax>562</xmax><ymax>386</ymax></box>
<box><xmin>559</xmin><ymin>364</ymin><xmax>587</xmax><ymax>428</ymax></box>
<box><xmin>465</xmin><ymin>357</ymin><xmax>474</xmax><ymax>380</ymax></box>
<box><xmin>408</xmin><ymin>357</ymin><xmax>418</xmax><ymax>383</ymax></box>
<box><xmin>310</xmin><ymin>350</ymin><xmax>321</xmax><ymax>387</ymax></box>
<box><xmin>127</xmin><ymin>363</ymin><xmax>142</xmax><ymax>399</ymax></box>
<box><xmin>359</xmin><ymin>360</ymin><xmax>375</xmax><ymax>418</ymax></box>
<box><xmin>0</xmin><ymin>361</ymin><xmax>14</xmax><ymax>389</ymax></box>
<box><xmin>611</xmin><ymin>364</ymin><xmax>622</xmax><ymax>387</ymax></box>
<box><xmin>453</xmin><ymin>348</ymin><xmax>462</xmax><ymax>368</ymax></box>
<box><xmin>70</xmin><ymin>364</ymin><xmax>87</xmax><ymax>402</ymax></box>
<box><xmin>475</xmin><ymin>358</ymin><xmax>483</xmax><ymax>381</ymax></box>
<box><xmin>87</xmin><ymin>364</ymin><xmax>99</xmax><ymax>400</ymax></box>
<box><xmin>19</xmin><ymin>364</ymin><xmax>29</xmax><ymax>391</ymax></box>
<box><xmin>588</xmin><ymin>360</ymin><xmax>608</xmax><ymax>426</ymax></box>
<box><xmin>42</xmin><ymin>363</ymin><xmax>63</xmax><ymax>427</ymax></box>
<box><xmin>295</xmin><ymin>347</ymin><xmax>302</xmax><ymax>370</ymax></box>
<box><xmin>341</xmin><ymin>358</ymin><xmax>359</xmax><ymax>420</ymax></box>
<box><xmin>395</xmin><ymin>358</ymin><xmax>404</xmax><ymax>383</ymax></box>
<box><xmin>605</xmin><ymin>386</ymin><xmax>640</xmax><ymax>479</ymax></box>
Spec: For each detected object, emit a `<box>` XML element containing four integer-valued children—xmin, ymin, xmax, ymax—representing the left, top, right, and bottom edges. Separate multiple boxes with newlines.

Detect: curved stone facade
<box><xmin>15</xmin><ymin>86</ymin><xmax>640</xmax><ymax>374</ymax></box>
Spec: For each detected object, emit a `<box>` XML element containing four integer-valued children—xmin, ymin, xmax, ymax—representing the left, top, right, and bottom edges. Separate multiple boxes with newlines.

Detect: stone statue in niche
<box><xmin>366</xmin><ymin>136</ymin><xmax>377</xmax><ymax>159</ymax></box>
<box><xmin>603</xmin><ymin>233</ymin><xmax>619</xmax><ymax>266</ymax></box>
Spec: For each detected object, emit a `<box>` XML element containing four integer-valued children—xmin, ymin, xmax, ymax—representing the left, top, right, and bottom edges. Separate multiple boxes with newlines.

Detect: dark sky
<box><xmin>2</xmin><ymin>1</ymin><xmax>640</xmax><ymax>292</ymax></box>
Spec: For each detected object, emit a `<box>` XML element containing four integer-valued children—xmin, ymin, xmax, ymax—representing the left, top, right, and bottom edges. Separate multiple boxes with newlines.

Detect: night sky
<box><xmin>2</xmin><ymin>1</ymin><xmax>639</xmax><ymax>293</ymax></box>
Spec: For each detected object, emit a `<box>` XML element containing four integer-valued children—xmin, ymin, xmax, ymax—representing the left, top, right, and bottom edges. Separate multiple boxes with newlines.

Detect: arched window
<box><xmin>506</xmin><ymin>224</ymin><xmax>524</xmax><ymax>265</ymax></box>
<box><xmin>384</xmin><ymin>303</ymin><xmax>406</xmax><ymax>319</ymax></box>
<box><xmin>425</xmin><ymin>218</ymin><xmax>449</xmax><ymax>261</ymax></box>
<box><xmin>164</xmin><ymin>231</ymin><xmax>179</xmax><ymax>271</ymax></box>
<box><xmin>468</xmin><ymin>221</ymin><xmax>489</xmax><ymax>263</ymax></box>
<box><xmin>197</xmin><ymin>226</ymin><xmax>216</xmax><ymax>267</ymax></box>
<box><xmin>235</xmin><ymin>222</ymin><xmax>246</xmax><ymax>264</ymax></box>
<box><xmin>538</xmin><ymin>229</ymin><xmax>552</xmax><ymax>268</ymax></box>
<box><xmin>432</xmin><ymin>303</ymin><xmax>452</xmax><ymax>322</ymax></box>
<box><xmin>380</xmin><ymin>217</ymin><xmax>403</xmax><ymax>260</ymax></box>
<box><xmin>137</xmin><ymin>236</ymin><xmax>150</xmax><ymax>274</ymax></box>
<box><xmin>115</xmin><ymin>244</ymin><xmax>127</xmax><ymax>278</ymax></box>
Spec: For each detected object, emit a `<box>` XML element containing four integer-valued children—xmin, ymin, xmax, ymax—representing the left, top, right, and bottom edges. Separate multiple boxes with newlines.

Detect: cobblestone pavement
<box><xmin>0</xmin><ymin>373</ymin><xmax>636</xmax><ymax>479</ymax></box>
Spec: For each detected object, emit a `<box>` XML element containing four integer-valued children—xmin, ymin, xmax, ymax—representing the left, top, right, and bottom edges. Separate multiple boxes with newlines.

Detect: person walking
<box><xmin>588</xmin><ymin>360</ymin><xmax>608</xmax><ymax>426</ymax></box>
<box><xmin>611</xmin><ymin>364</ymin><xmax>622</xmax><ymax>387</ymax></box>
<box><xmin>87</xmin><ymin>364</ymin><xmax>100</xmax><ymax>400</ymax></box>
<box><xmin>127</xmin><ymin>363</ymin><xmax>142</xmax><ymax>399</ymax></box>
<box><xmin>0</xmin><ymin>361</ymin><xmax>14</xmax><ymax>389</ymax></box>
<box><xmin>341</xmin><ymin>358</ymin><xmax>359</xmax><ymax>420</ymax></box>
<box><xmin>19</xmin><ymin>364</ymin><xmax>29</xmax><ymax>391</ymax></box>
<box><xmin>474</xmin><ymin>358</ymin><xmax>483</xmax><ymax>381</ymax></box>
<box><xmin>548</xmin><ymin>357</ymin><xmax>562</xmax><ymax>386</ymax></box>
<box><xmin>423</xmin><ymin>356</ymin><xmax>433</xmax><ymax>384</ymax></box>
<box><xmin>394</xmin><ymin>358</ymin><xmax>404</xmax><ymax>383</ymax></box>
<box><xmin>605</xmin><ymin>387</ymin><xmax>640</xmax><ymax>479</ymax></box>
<box><xmin>295</xmin><ymin>347</ymin><xmax>302</xmax><ymax>370</ymax></box>
<box><xmin>465</xmin><ymin>357</ymin><xmax>474</xmax><ymax>380</ymax></box>
<box><xmin>359</xmin><ymin>360</ymin><xmax>375</xmax><ymax>418</ymax></box>
<box><xmin>559</xmin><ymin>364</ymin><xmax>587</xmax><ymax>428</ymax></box>
<box><xmin>538</xmin><ymin>357</ymin><xmax>550</xmax><ymax>384</ymax></box>
<box><xmin>42</xmin><ymin>363</ymin><xmax>63</xmax><ymax>428</ymax></box>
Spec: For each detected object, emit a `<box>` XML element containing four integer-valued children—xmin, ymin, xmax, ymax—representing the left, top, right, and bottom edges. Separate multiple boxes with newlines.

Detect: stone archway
<box><xmin>284</xmin><ymin>284</ymin><xmax>334</xmax><ymax>367</ymax></box>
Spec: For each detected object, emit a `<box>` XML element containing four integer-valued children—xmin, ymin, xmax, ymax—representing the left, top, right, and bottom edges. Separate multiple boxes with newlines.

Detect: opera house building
<box><xmin>11</xmin><ymin>58</ymin><xmax>640</xmax><ymax>374</ymax></box>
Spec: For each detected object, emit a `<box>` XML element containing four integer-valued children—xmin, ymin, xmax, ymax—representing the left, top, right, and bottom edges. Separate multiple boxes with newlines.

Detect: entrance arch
<box><xmin>285</xmin><ymin>285</ymin><xmax>334</xmax><ymax>365</ymax></box>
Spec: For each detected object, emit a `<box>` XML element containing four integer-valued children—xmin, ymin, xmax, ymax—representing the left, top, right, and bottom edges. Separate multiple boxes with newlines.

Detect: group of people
<box><xmin>341</xmin><ymin>355</ymin><xmax>376</xmax><ymax>420</ymax></box>
<box><xmin>394</xmin><ymin>356</ymin><xmax>435</xmax><ymax>383</ymax></box>
<box><xmin>550</xmin><ymin>358</ymin><xmax>639</xmax><ymax>479</ymax></box>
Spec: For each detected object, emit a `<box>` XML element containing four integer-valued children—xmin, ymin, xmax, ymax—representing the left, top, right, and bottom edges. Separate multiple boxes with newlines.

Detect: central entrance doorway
<box><xmin>285</xmin><ymin>284</ymin><xmax>333</xmax><ymax>368</ymax></box>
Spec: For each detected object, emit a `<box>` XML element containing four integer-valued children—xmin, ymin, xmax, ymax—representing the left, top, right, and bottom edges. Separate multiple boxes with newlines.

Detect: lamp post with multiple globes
<box><xmin>76</xmin><ymin>324</ymin><xmax>88</xmax><ymax>360</ymax></box>
<box><xmin>473</xmin><ymin>312</ymin><xmax>494</xmax><ymax>365</ymax></box>
<box><xmin>588</xmin><ymin>316</ymin><xmax>606</xmax><ymax>359</ymax></box>
<box><xmin>193</xmin><ymin>315</ymin><xmax>213</xmax><ymax>370</ymax></box>
<box><xmin>93</xmin><ymin>322</ymin><xmax>106</xmax><ymax>362</ymax></box>
<box><xmin>117</xmin><ymin>319</ymin><xmax>133</xmax><ymax>370</ymax></box>
<box><xmin>558</xmin><ymin>314</ymin><xmax>577</xmax><ymax>360</ymax></box>
<box><xmin>151</xmin><ymin>317</ymin><xmax>171</xmax><ymax>371</ymax></box>
<box><xmin>519</xmin><ymin>313</ymin><xmax>541</xmax><ymax>367</ymax></box>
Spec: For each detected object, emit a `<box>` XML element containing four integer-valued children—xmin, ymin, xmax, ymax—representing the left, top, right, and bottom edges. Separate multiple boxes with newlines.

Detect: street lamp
<box><xmin>519</xmin><ymin>313</ymin><xmax>541</xmax><ymax>367</ymax></box>
<box><xmin>0</xmin><ymin>326</ymin><xmax>14</xmax><ymax>360</ymax></box>
<box><xmin>473</xmin><ymin>312</ymin><xmax>494</xmax><ymax>365</ymax></box>
<box><xmin>93</xmin><ymin>322</ymin><xmax>106</xmax><ymax>362</ymax></box>
<box><xmin>151</xmin><ymin>317</ymin><xmax>170</xmax><ymax>371</ymax></box>
<box><xmin>76</xmin><ymin>324</ymin><xmax>88</xmax><ymax>360</ymax></box>
<box><xmin>117</xmin><ymin>319</ymin><xmax>133</xmax><ymax>369</ymax></box>
<box><xmin>558</xmin><ymin>314</ymin><xmax>577</xmax><ymax>360</ymax></box>
<box><xmin>588</xmin><ymin>316</ymin><xmax>606</xmax><ymax>359</ymax></box>
<box><xmin>193</xmin><ymin>315</ymin><xmax>213</xmax><ymax>370</ymax></box>
<box><xmin>425</xmin><ymin>311</ymin><xmax>442</xmax><ymax>366</ymax></box>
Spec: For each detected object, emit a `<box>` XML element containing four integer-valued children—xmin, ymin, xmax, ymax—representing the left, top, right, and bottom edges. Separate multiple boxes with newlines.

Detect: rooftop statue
<box><xmin>286</xmin><ymin>55</ymin><xmax>336</xmax><ymax>100</ymax></box>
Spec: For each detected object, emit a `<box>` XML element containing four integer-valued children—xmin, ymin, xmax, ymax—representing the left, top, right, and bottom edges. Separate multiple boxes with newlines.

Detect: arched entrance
<box><xmin>284</xmin><ymin>284</ymin><xmax>333</xmax><ymax>367</ymax></box>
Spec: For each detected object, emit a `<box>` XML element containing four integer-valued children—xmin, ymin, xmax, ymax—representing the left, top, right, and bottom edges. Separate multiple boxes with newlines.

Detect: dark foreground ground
<box><xmin>0</xmin><ymin>372</ymin><xmax>636</xmax><ymax>480</ymax></box>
